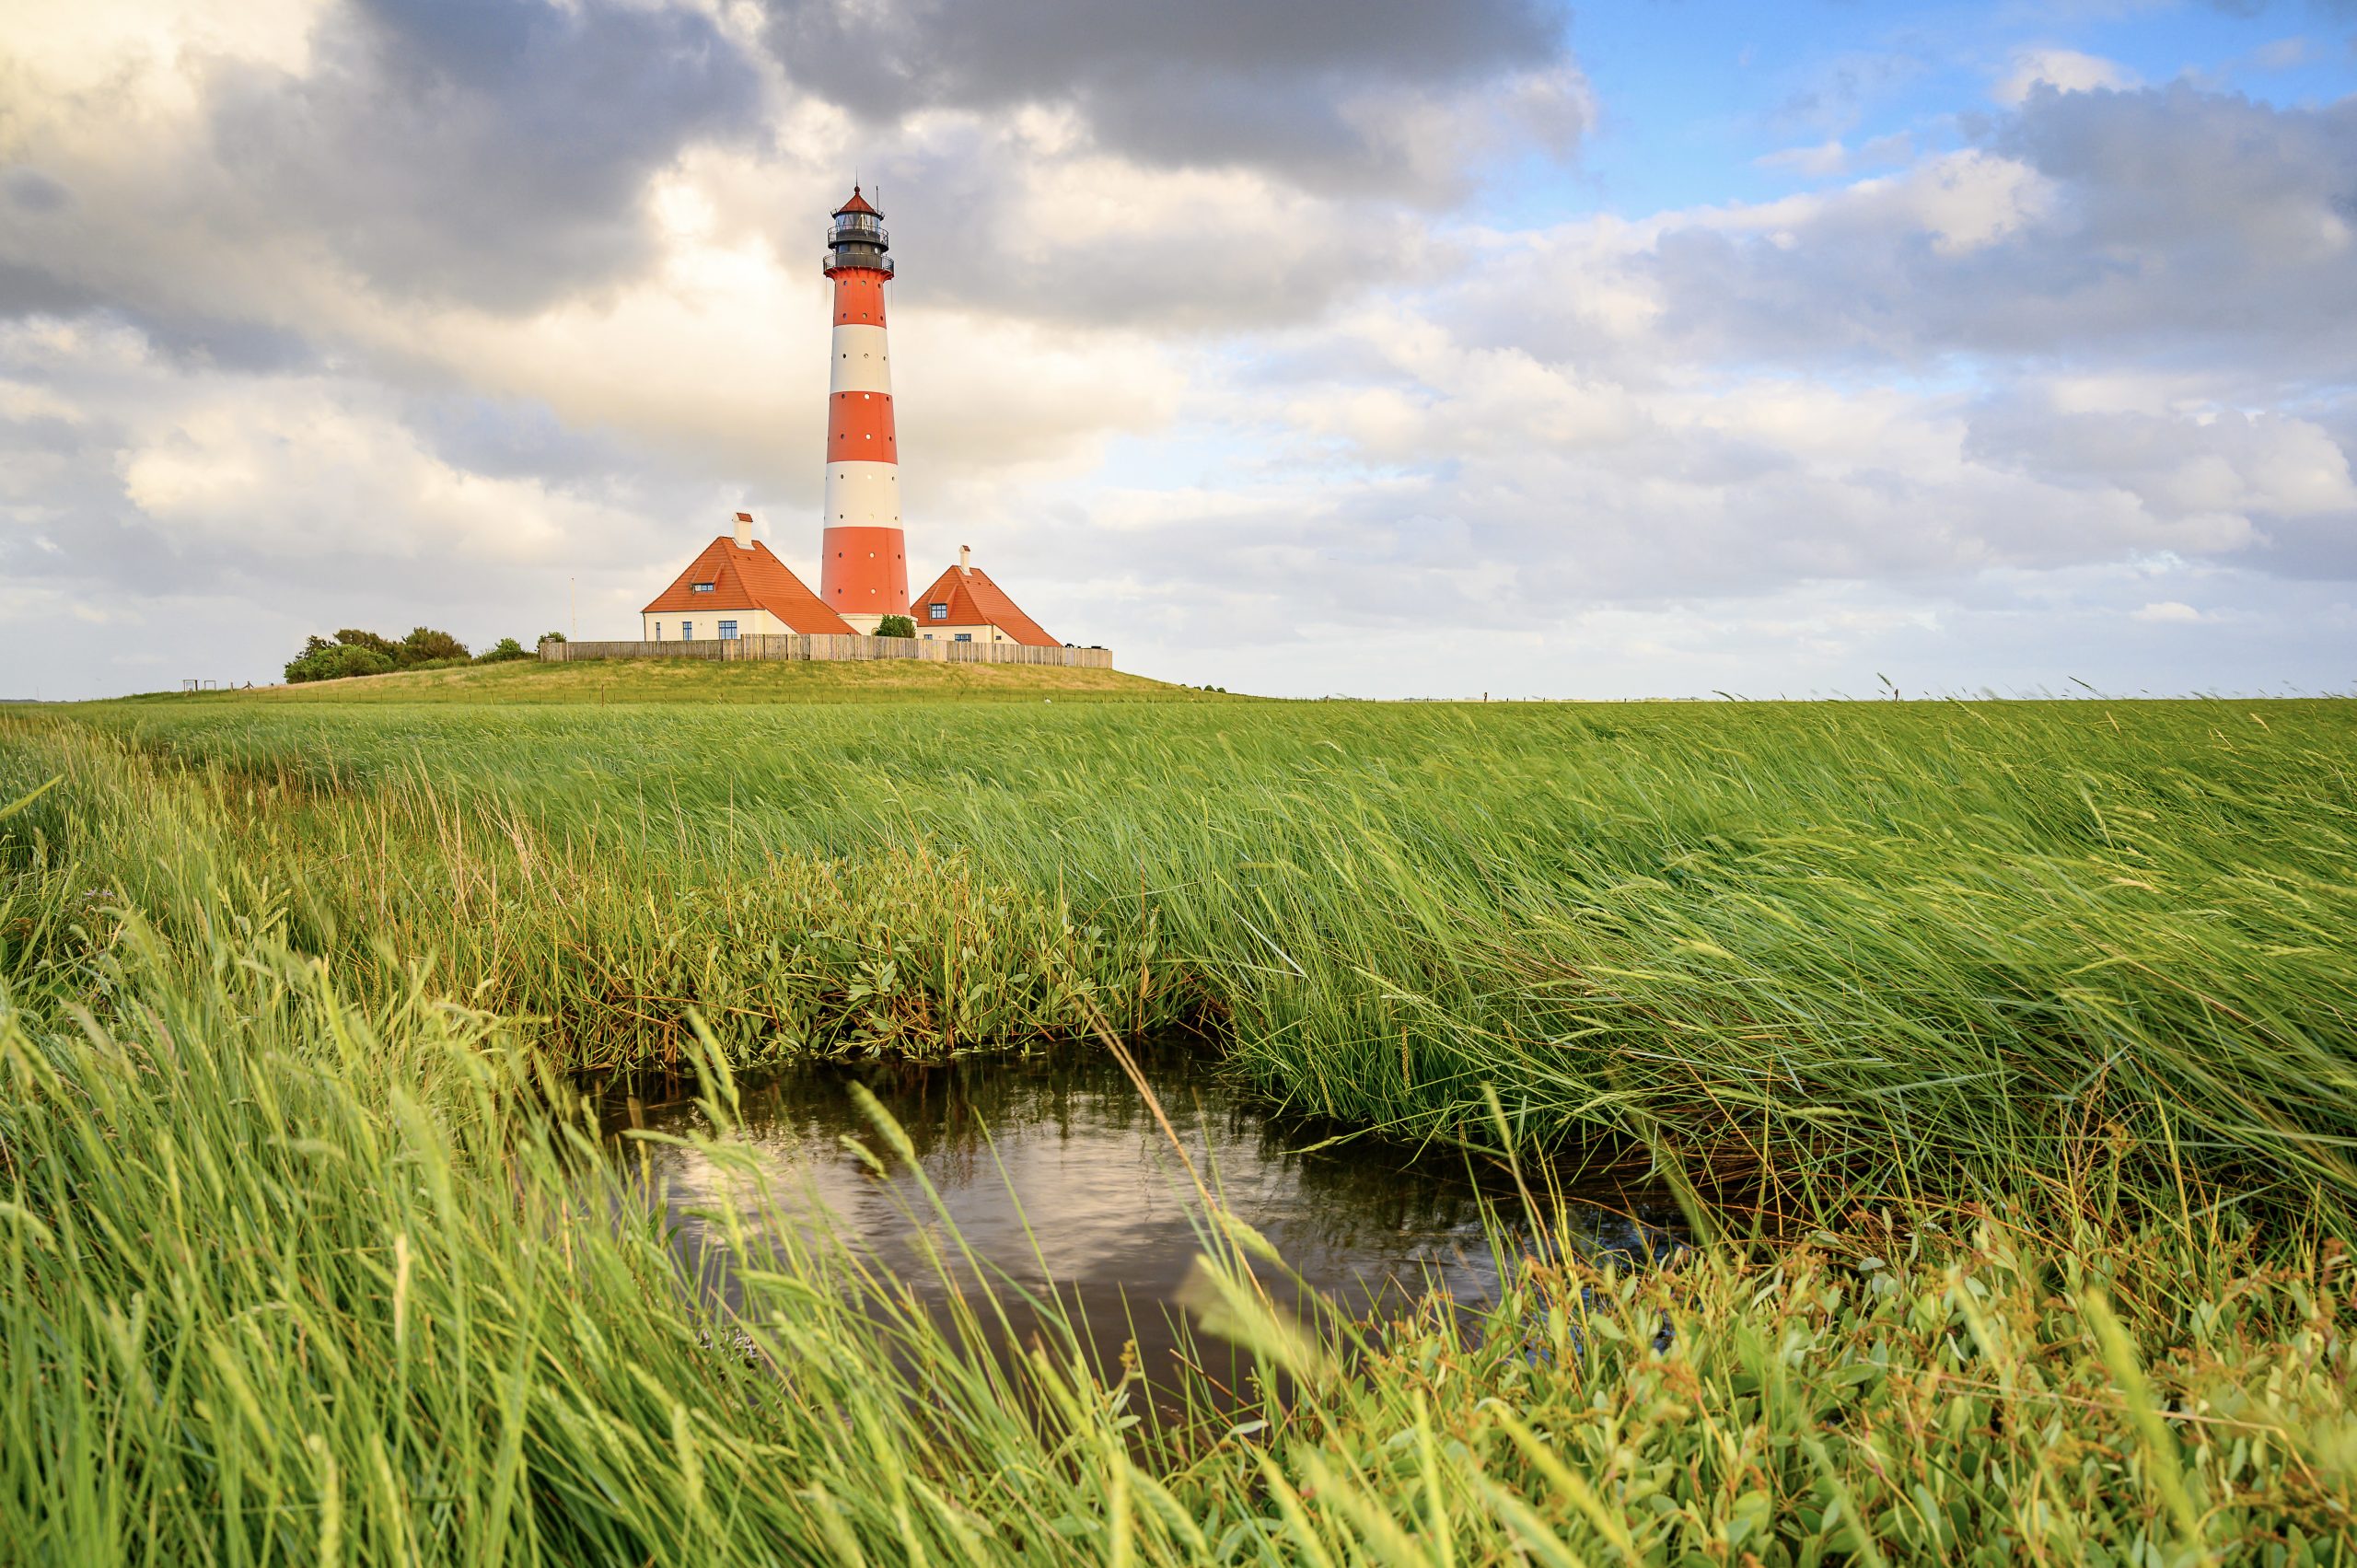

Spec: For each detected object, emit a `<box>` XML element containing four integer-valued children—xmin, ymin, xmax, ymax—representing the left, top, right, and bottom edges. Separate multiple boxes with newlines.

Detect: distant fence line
<box><xmin>544</xmin><ymin>634</ymin><xmax>1113</xmax><ymax>670</ymax></box>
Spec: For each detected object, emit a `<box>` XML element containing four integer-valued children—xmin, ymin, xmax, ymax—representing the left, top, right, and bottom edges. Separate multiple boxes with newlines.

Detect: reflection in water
<box><xmin>598</xmin><ymin>1039</ymin><xmax>1678</xmax><ymax>1401</ymax></box>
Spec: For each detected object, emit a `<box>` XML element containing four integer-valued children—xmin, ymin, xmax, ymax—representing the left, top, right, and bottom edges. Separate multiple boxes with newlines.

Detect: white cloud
<box><xmin>1758</xmin><ymin>141</ymin><xmax>1849</xmax><ymax>178</ymax></box>
<box><xmin>1994</xmin><ymin>48</ymin><xmax>2138</xmax><ymax>107</ymax></box>
<box><xmin>1875</xmin><ymin>149</ymin><xmax>2057</xmax><ymax>254</ymax></box>
<box><xmin>2133</xmin><ymin>600</ymin><xmax>2206</xmax><ymax>623</ymax></box>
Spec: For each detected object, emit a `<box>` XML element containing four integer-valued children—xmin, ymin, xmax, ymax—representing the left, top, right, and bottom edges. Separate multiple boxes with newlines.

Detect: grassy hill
<box><xmin>107</xmin><ymin>654</ymin><xmax>1204</xmax><ymax>705</ymax></box>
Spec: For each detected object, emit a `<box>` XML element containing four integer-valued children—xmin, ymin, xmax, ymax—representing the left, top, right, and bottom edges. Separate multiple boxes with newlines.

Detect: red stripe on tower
<box><xmin>819</xmin><ymin>185</ymin><xmax>908</xmax><ymax>630</ymax></box>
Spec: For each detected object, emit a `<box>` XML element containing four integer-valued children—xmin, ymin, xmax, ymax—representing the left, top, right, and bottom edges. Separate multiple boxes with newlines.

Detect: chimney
<box><xmin>959</xmin><ymin>544</ymin><xmax>971</xmax><ymax>573</ymax></box>
<box><xmin>733</xmin><ymin>512</ymin><xmax>753</xmax><ymax>549</ymax></box>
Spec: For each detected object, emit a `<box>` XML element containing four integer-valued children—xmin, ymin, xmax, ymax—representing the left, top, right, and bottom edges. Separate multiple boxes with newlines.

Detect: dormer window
<box><xmin>692</xmin><ymin>582</ymin><xmax>714</xmax><ymax>593</ymax></box>
<box><xmin>928</xmin><ymin>603</ymin><xmax>948</xmax><ymax>621</ymax></box>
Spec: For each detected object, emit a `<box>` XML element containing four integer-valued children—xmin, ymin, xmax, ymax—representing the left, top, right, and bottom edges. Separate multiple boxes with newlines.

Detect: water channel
<box><xmin>599</xmin><ymin>1038</ymin><xmax>1680</xmax><ymax>1405</ymax></box>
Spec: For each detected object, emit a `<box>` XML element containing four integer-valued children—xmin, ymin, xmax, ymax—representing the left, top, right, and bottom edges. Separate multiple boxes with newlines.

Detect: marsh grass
<box><xmin>5</xmin><ymin>913</ymin><xmax>2351</xmax><ymax>1563</ymax></box>
<box><xmin>4</xmin><ymin>691</ymin><xmax>2356</xmax><ymax>1562</ymax></box>
<box><xmin>8</xmin><ymin>694</ymin><xmax>2351</xmax><ymax>1210</ymax></box>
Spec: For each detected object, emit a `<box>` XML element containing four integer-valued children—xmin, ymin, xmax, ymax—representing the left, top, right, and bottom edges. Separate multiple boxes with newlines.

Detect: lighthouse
<box><xmin>819</xmin><ymin>186</ymin><xmax>907</xmax><ymax>632</ymax></box>
<box><xmin>641</xmin><ymin>184</ymin><xmax>1072</xmax><ymax>653</ymax></box>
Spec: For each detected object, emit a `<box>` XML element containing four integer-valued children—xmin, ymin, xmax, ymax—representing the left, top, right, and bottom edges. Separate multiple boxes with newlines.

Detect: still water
<box><xmin>600</xmin><ymin>1039</ymin><xmax>1677</xmax><ymax>1399</ymax></box>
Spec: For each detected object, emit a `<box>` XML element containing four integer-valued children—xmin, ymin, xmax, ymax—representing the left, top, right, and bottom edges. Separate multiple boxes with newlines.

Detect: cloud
<box><xmin>4</xmin><ymin>168</ymin><xmax>72</xmax><ymax>214</ymax></box>
<box><xmin>1994</xmin><ymin>47</ymin><xmax>2137</xmax><ymax>106</ymax></box>
<box><xmin>2133</xmin><ymin>600</ymin><xmax>2207</xmax><ymax>621</ymax></box>
<box><xmin>0</xmin><ymin>317</ymin><xmax>680</xmax><ymax>602</ymax></box>
<box><xmin>1563</xmin><ymin>84</ymin><xmax>2357</xmax><ymax>381</ymax></box>
<box><xmin>1759</xmin><ymin>140</ymin><xmax>1850</xmax><ymax>177</ymax></box>
<box><xmin>755</xmin><ymin>0</ymin><xmax>1584</xmax><ymax>199</ymax></box>
<box><xmin>1965</xmin><ymin>401</ymin><xmax>2357</xmax><ymax>532</ymax></box>
<box><xmin>0</xmin><ymin>0</ymin><xmax>765</xmax><ymax>333</ymax></box>
<box><xmin>1757</xmin><ymin>134</ymin><xmax>1916</xmax><ymax>180</ymax></box>
<box><xmin>1064</xmin><ymin>78</ymin><xmax>2357</xmax><ymax>633</ymax></box>
<box><xmin>2</xmin><ymin>6</ymin><xmax>2353</xmax><ymax>700</ymax></box>
<box><xmin>194</xmin><ymin>0</ymin><xmax>766</xmax><ymax>308</ymax></box>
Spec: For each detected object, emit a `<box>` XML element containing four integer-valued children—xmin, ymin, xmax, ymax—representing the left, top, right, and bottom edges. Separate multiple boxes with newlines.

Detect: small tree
<box><xmin>474</xmin><ymin>637</ymin><xmax>530</xmax><ymax>664</ymax></box>
<box><xmin>874</xmin><ymin>614</ymin><xmax>917</xmax><ymax>639</ymax></box>
<box><xmin>284</xmin><ymin>643</ymin><xmax>395</xmax><ymax>684</ymax></box>
<box><xmin>399</xmin><ymin>626</ymin><xmax>469</xmax><ymax>666</ymax></box>
<box><xmin>538</xmin><ymin>631</ymin><xmax>565</xmax><ymax>645</ymax></box>
<box><xmin>333</xmin><ymin>628</ymin><xmax>400</xmax><ymax>659</ymax></box>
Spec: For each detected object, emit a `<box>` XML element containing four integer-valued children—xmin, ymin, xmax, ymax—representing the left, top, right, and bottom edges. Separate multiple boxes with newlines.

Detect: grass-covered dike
<box><xmin>3</xmin><ymin>670</ymin><xmax>2353</xmax><ymax>1563</ymax></box>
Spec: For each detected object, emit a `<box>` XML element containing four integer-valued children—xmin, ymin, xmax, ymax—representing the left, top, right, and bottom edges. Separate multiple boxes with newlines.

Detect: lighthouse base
<box><xmin>836</xmin><ymin>611</ymin><xmax>888</xmax><ymax>634</ymax></box>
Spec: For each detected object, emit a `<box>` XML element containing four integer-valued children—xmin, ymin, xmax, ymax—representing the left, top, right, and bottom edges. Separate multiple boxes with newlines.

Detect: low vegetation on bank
<box><xmin>225</xmin><ymin>653</ymin><xmax>1192</xmax><ymax>703</ymax></box>
<box><xmin>3</xmin><ymin>681</ymin><xmax>2352</xmax><ymax>1562</ymax></box>
<box><xmin>283</xmin><ymin>626</ymin><xmax>555</xmax><ymax>683</ymax></box>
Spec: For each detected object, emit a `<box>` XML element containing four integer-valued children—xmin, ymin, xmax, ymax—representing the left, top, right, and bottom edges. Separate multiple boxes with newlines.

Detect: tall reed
<box><xmin>5</xmin><ymin>691</ymin><xmax>2354</xmax><ymax>1562</ymax></box>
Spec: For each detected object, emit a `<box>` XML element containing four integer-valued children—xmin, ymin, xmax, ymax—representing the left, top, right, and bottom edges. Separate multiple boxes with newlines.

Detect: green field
<box><xmin>4</xmin><ymin>669</ymin><xmax>2354</xmax><ymax>1562</ymax></box>
<box><xmin>146</xmin><ymin>653</ymin><xmax>1195</xmax><ymax>703</ymax></box>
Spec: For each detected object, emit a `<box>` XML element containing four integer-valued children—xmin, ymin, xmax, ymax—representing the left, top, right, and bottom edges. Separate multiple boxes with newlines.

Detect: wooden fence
<box><xmin>544</xmin><ymin>634</ymin><xmax>1113</xmax><ymax>669</ymax></box>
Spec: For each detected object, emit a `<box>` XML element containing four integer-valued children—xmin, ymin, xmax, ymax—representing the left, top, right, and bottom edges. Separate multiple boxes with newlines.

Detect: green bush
<box><xmin>475</xmin><ymin>637</ymin><xmax>531</xmax><ymax>664</ymax></box>
<box><xmin>332</xmin><ymin>628</ymin><xmax>401</xmax><ymax>660</ymax></box>
<box><xmin>400</xmin><ymin>626</ymin><xmax>469</xmax><ymax>664</ymax></box>
<box><xmin>874</xmin><ymin>614</ymin><xmax>917</xmax><ymax>639</ymax></box>
<box><xmin>285</xmin><ymin>625</ymin><xmax>470</xmax><ymax>681</ymax></box>
<box><xmin>283</xmin><ymin>643</ymin><xmax>396</xmax><ymax>683</ymax></box>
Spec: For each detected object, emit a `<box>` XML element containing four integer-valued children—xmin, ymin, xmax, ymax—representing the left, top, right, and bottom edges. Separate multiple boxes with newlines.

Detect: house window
<box><xmin>681</xmin><ymin>621</ymin><xmax>693</xmax><ymax>640</ymax></box>
<box><xmin>928</xmin><ymin>603</ymin><xmax>947</xmax><ymax>620</ymax></box>
<box><xmin>953</xmin><ymin>633</ymin><xmax>972</xmax><ymax>643</ymax></box>
<box><xmin>655</xmin><ymin>622</ymin><xmax>664</xmax><ymax>640</ymax></box>
<box><xmin>692</xmin><ymin>582</ymin><xmax>714</xmax><ymax>593</ymax></box>
<box><xmin>718</xmin><ymin>620</ymin><xmax>738</xmax><ymax>640</ymax></box>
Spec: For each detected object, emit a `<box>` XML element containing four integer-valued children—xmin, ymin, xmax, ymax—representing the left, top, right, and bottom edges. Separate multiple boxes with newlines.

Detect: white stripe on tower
<box><xmin>830</xmin><ymin>324</ymin><xmax>890</xmax><ymax>393</ymax></box>
<box><xmin>825</xmin><ymin>462</ymin><xmax>898</xmax><ymax>527</ymax></box>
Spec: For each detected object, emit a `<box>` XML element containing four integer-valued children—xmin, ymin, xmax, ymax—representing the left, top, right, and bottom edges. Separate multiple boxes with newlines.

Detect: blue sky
<box><xmin>2</xmin><ymin>0</ymin><xmax>2351</xmax><ymax>699</ymax></box>
<box><xmin>1571</xmin><ymin>1</ymin><xmax>2351</xmax><ymax>213</ymax></box>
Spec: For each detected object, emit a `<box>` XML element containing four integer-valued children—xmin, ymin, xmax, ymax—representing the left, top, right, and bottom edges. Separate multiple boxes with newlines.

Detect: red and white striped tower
<box><xmin>819</xmin><ymin>186</ymin><xmax>907</xmax><ymax>632</ymax></box>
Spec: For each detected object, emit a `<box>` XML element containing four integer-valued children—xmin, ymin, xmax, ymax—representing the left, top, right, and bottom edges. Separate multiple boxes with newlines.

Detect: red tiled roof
<box><xmin>909</xmin><ymin>563</ymin><xmax>1059</xmax><ymax>646</ymax></box>
<box><xmin>644</xmin><ymin>536</ymin><xmax>858</xmax><ymax>634</ymax></box>
<box><xmin>833</xmin><ymin>186</ymin><xmax>879</xmax><ymax>216</ymax></box>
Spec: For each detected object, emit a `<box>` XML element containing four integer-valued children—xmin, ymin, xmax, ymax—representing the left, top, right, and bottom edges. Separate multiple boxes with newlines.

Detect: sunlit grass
<box><xmin>4</xmin><ymin>691</ymin><xmax>2354</xmax><ymax>1561</ymax></box>
<box><xmin>13</xmin><ymin>694</ymin><xmax>2351</xmax><ymax>1209</ymax></box>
